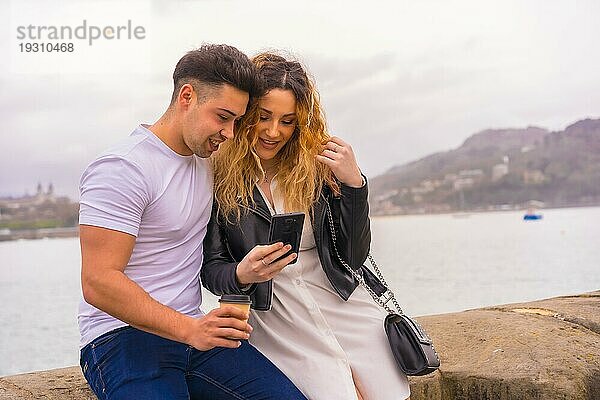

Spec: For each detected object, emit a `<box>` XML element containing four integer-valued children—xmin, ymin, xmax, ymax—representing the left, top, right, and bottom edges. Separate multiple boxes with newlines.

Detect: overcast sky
<box><xmin>1</xmin><ymin>0</ymin><xmax>599</xmax><ymax>199</ymax></box>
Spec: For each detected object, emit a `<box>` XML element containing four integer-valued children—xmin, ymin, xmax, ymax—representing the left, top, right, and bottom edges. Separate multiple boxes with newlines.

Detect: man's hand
<box><xmin>81</xmin><ymin>224</ymin><xmax>231</xmax><ymax>347</ymax></box>
<box><xmin>236</xmin><ymin>242</ymin><xmax>297</xmax><ymax>285</ymax></box>
<box><xmin>186</xmin><ymin>306</ymin><xmax>253</xmax><ymax>350</ymax></box>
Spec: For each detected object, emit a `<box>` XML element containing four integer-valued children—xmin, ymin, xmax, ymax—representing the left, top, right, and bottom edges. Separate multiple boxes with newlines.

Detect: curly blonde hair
<box><xmin>212</xmin><ymin>52</ymin><xmax>339</xmax><ymax>221</ymax></box>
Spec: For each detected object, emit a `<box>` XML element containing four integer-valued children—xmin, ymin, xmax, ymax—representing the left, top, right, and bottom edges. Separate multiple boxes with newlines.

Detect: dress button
<box><xmin>294</xmin><ymin>279</ymin><xmax>301</xmax><ymax>285</ymax></box>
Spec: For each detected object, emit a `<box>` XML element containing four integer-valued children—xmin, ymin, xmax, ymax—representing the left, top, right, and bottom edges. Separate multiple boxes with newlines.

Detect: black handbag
<box><xmin>325</xmin><ymin>203</ymin><xmax>440</xmax><ymax>376</ymax></box>
<box><xmin>384</xmin><ymin>313</ymin><xmax>440</xmax><ymax>376</ymax></box>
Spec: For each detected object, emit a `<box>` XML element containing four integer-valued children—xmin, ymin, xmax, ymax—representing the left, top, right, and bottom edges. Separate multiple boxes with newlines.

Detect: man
<box><xmin>78</xmin><ymin>44</ymin><xmax>306</xmax><ymax>399</ymax></box>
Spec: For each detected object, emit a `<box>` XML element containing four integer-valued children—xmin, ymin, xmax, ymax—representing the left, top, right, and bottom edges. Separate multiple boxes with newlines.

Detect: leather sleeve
<box><xmin>201</xmin><ymin>203</ymin><xmax>256</xmax><ymax>296</ymax></box>
<box><xmin>335</xmin><ymin>175</ymin><xmax>371</xmax><ymax>270</ymax></box>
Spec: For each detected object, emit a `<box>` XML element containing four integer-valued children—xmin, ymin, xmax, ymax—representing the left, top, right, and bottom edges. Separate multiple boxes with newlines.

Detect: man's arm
<box><xmin>80</xmin><ymin>224</ymin><xmax>251</xmax><ymax>350</ymax></box>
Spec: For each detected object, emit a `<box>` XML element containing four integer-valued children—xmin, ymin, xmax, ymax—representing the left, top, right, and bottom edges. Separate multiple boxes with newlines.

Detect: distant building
<box><xmin>444</xmin><ymin>173</ymin><xmax>458</xmax><ymax>183</ymax></box>
<box><xmin>374</xmin><ymin>189</ymin><xmax>399</xmax><ymax>202</ymax></box>
<box><xmin>492</xmin><ymin>164</ymin><xmax>509</xmax><ymax>181</ymax></box>
<box><xmin>523</xmin><ymin>170</ymin><xmax>546</xmax><ymax>184</ymax></box>
<box><xmin>0</xmin><ymin>184</ymin><xmax>78</xmax><ymax>231</ymax></box>
<box><xmin>453</xmin><ymin>178</ymin><xmax>474</xmax><ymax>190</ymax></box>
<box><xmin>521</xmin><ymin>146</ymin><xmax>534</xmax><ymax>153</ymax></box>
<box><xmin>458</xmin><ymin>169</ymin><xmax>484</xmax><ymax>178</ymax></box>
<box><xmin>451</xmin><ymin>169</ymin><xmax>483</xmax><ymax>191</ymax></box>
<box><xmin>421</xmin><ymin>179</ymin><xmax>442</xmax><ymax>190</ymax></box>
<box><xmin>373</xmin><ymin>200</ymin><xmax>404</xmax><ymax>215</ymax></box>
<box><xmin>411</xmin><ymin>185</ymin><xmax>432</xmax><ymax>194</ymax></box>
<box><xmin>0</xmin><ymin>183</ymin><xmax>58</xmax><ymax>208</ymax></box>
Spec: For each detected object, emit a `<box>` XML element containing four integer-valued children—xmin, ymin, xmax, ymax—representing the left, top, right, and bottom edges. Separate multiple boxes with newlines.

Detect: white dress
<box><xmin>248</xmin><ymin>184</ymin><xmax>410</xmax><ymax>400</ymax></box>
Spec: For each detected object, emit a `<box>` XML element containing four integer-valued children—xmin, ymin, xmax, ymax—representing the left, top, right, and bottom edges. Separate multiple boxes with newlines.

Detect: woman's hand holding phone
<box><xmin>236</xmin><ymin>243</ymin><xmax>297</xmax><ymax>286</ymax></box>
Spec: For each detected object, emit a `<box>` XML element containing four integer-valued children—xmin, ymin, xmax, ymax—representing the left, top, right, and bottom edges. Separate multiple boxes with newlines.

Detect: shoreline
<box><xmin>370</xmin><ymin>203</ymin><xmax>600</xmax><ymax>218</ymax></box>
<box><xmin>0</xmin><ymin>227</ymin><xmax>79</xmax><ymax>242</ymax></box>
<box><xmin>1</xmin><ymin>205</ymin><xmax>599</xmax><ymax>242</ymax></box>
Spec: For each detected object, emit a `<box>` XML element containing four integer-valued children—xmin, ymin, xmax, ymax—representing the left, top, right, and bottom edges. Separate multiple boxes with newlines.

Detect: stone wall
<box><xmin>409</xmin><ymin>291</ymin><xmax>600</xmax><ymax>400</ymax></box>
<box><xmin>1</xmin><ymin>291</ymin><xmax>598</xmax><ymax>399</ymax></box>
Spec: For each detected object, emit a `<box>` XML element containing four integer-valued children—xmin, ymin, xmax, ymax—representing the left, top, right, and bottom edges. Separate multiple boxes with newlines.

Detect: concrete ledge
<box><xmin>0</xmin><ymin>367</ymin><xmax>94</xmax><ymax>400</ymax></box>
<box><xmin>409</xmin><ymin>291</ymin><xmax>600</xmax><ymax>399</ymax></box>
<box><xmin>1</xmin><ymin>291</ymin><xmax>598</xmax><ymax>399</ymax></box>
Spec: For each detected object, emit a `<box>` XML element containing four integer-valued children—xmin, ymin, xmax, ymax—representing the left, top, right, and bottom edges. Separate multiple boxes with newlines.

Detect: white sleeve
<box><xmin>79</xmin><ymin>156</ymin><xmax>150</xmax><ymax>237</ymax></box>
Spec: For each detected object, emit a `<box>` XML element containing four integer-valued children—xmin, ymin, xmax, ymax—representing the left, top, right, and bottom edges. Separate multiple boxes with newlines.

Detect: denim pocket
<box><xmin>81</xmin><ymin>326</ymin><xmax>130</xmax><ymax>399</ymax></box>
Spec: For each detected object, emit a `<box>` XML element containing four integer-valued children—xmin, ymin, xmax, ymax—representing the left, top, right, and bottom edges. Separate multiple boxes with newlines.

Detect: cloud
<box><xmin>1</xmin><ymin>0</ymin><xmax>599</xmax><ymax>198</ymax></box>
<box><xmin>0</xmin><ymin>72</ymin><xmax>169</xmax><ymax>197</ymax></box>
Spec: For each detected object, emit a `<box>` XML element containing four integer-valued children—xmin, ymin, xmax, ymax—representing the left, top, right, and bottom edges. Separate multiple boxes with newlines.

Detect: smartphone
<box><xmin>267</xmin><ymin>212</ymin><xmax>305</xmax><ymax>264</ymax></box>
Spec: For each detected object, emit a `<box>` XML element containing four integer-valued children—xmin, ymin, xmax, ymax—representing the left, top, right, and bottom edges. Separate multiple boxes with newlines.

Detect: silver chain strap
<box><xmin>326</xmin><ymin>201</ymin><xmax>442</xmax><ymax>365</ymax></box>
<box><xmin>325</xmin><ymin>202</ymin><xmax>404</xmax><ymax>316</ymax></box>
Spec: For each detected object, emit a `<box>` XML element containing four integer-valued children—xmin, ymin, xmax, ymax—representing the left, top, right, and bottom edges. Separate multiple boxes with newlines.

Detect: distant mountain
<box><xmin>369</xmin><ymin>118</ymin><xmax>600</xmax><ymax>215</ymax></box>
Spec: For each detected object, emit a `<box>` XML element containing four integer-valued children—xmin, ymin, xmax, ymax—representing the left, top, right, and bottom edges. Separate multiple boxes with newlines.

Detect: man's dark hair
<box><xmin>170</xmin><ymin>44</ymin><xmax>263</xmax><ymax>105</ymax></box>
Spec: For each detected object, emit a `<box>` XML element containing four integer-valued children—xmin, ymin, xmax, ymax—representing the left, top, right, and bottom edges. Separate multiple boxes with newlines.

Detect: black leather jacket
<box><xmin>201</xmin><ymin>180</ymin><xmax>385</xmax><ymax>310</ymax></box>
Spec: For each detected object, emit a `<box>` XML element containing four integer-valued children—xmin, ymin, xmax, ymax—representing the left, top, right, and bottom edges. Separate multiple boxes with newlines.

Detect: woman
<box><xmin>201</xmin><ymin>53</ymin><xmax>410</xmax><ymax>400</ymax></box>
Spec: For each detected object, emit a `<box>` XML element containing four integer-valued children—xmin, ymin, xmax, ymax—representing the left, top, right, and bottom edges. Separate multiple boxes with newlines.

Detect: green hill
<box><xmin>369</xmin><ymin>118</ymin><xmax>600</xmax><ymax>215</ymax></box>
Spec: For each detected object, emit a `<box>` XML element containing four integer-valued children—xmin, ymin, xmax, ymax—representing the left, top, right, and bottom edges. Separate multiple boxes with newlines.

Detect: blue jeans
<box><xmin>80</xmin><ymin>326</ymin><xmax>306</xmax><ymax>400</ymax></box>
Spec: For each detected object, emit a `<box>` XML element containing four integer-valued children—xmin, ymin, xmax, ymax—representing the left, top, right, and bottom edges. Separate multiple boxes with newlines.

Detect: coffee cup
<box><xmin>219</xmin><ymin>294</ymin><xmax>251</xmax><ymax>321</ymax></box>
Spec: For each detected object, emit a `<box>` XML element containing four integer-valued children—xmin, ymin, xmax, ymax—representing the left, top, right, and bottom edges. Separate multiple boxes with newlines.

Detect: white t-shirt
<box><xmin>78</xmin><ymin>125</ymin><xmax>212</xmax><ymax>349</ymax></box>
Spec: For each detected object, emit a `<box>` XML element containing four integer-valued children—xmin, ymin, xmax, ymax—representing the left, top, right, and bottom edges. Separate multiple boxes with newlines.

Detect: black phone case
<box><xmin>267</xmin><ymin>212</ymin><xmax>305</xmax><ymax>264</ymax></box>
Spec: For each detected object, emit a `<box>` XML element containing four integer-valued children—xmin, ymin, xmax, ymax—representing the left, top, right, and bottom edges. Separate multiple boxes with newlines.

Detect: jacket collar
<box><xmin>243</xmin><ymin>184</ymin><xmax>334</xmax><ymax>224</ymax></box>
<box><xmin>250</xmin><ymin>186</ymin><xmax>273</xmax><ymax>222</ymax></box>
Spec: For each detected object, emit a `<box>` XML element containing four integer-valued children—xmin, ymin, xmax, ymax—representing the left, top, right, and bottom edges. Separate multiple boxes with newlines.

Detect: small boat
<box><xmin>523</xmin><ymin>202</ymin><xmax>543</xmax><ymax>221</ymax></box>
<box><xmin>523</xmin><ymin>213</ymin><xmax>543</xmax><ymax>221</ymax></box>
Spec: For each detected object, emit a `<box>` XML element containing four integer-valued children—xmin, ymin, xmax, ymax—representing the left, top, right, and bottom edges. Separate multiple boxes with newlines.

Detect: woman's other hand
<box><xmin>316</xmin><ymin>136</ymin><xmax>363</xmax><ymax>188</ymax></box>
<box><xmin>235</xmin><ymin>242</ymin><xmax>297</xmax><ymax>285</ymax></box>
